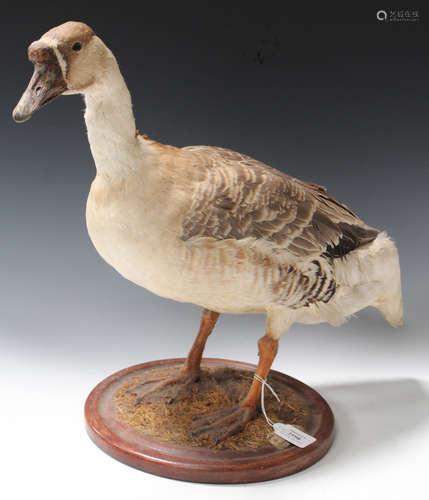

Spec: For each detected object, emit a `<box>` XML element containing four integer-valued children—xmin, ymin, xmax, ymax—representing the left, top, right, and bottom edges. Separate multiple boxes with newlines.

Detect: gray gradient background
<box><xmin>1</xmin><ymin>3</ymin><xmax>429</xmax><ymax>500</ymax></box>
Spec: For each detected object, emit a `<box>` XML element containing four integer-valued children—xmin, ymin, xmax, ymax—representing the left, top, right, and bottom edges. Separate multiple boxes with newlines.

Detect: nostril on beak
<box><xmin>35</xmin><ymin>86</ymin><xmax>42</xmax><ymax>95</ymax></box>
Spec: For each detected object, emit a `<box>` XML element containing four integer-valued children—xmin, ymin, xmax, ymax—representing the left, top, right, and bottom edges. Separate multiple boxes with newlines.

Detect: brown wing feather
<box><xmin>181</xmin><ymin>146</ymin><xmax>379</xmax><ymax>258</ymax></box>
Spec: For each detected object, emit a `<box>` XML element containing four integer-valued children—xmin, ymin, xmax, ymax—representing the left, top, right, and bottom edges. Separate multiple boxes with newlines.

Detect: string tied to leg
<box><xmin>253</xmin><ymin>373</ymin><xmax>317</xmax><ymax>448</ymax></box>
<box><xmin>253</xmin><ymin>373</ymin><xmax>280</xmax><ymax>427</ymax></box>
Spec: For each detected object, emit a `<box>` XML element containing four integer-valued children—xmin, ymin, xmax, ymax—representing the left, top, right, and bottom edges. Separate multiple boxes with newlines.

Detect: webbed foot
<box><xmin>189</xmin><ymin>404</ymin><xmax>256</xmax><ymax>444</ymax></box>
<box><xmin>126</xmin><ymin>370</ymin><xmax>199</xmax><ymax>405</ymax></box>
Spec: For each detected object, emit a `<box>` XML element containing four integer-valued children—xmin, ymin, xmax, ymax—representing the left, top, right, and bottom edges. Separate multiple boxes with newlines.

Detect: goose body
<box><xmin>85</xmin><ymin>123</ymin><xmax>402</xmax><ymax>335</ymax></box>
<box><xmin>13</xmin><ymin>22</ymin><xmax>403</xmax><ymax>442</ymax></box>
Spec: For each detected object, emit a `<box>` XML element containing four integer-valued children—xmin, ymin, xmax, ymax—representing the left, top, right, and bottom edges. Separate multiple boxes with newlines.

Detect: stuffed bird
<box><xmin>13</xmin><ymin>22</ymin><xmax>402</xmax><ymax>443</ymax></box>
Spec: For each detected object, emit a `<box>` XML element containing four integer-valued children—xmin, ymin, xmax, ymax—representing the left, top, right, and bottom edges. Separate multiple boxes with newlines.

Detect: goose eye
<box><xmin>72</xmin><ymin>42</ymin><xmax>82</xmax><ymax>51</ymax></box>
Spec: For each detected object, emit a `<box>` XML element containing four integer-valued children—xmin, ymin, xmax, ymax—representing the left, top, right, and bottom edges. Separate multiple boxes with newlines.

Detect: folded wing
<box><xmin>181</xmin><ymin>146</ymin><xmax>379</xmax><ymax>259</ymax></box>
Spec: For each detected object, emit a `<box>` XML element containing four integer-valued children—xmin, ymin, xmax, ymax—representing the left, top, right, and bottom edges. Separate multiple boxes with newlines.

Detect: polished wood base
<box><xmin>85</xmin><ymin>358</ymin><xmax>334</xmax><ymax>483</ymax></box>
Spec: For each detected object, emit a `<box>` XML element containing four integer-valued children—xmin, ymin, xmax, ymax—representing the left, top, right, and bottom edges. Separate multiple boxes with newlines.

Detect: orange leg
<box><xmin>129</xmin><ymin>309</ymin><xmax>219</xmax><ymax>404</ymax></box>
<box><xmin>242</xmin><ymin>335</ymin><xmax>279</xmax><ymax>409</ymax></box>
<box><xmin>190</xmin><ymin>334</ymin><xmax>279</xmax><ymax>444</ymax></box>
<box><xmin>182</xmin><ymin>309</ymin><xmax>219</xmax><ymax>376</ymax></box>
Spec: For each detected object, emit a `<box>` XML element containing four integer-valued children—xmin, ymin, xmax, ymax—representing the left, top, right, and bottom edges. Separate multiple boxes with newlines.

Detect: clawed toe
<box><xmin>126</xmin><ymin>372</ymin><xmax>198</xmax><ymax>405</ymax></box>
<box><xmin>190</xmin><ymin>405</ymin><xmax>256</xmax><ymax>444</ymax></box>
<box><xmin>125</xmin><ymin>376</ymin><xmax>166</xmax><ymax>392</ymax></box>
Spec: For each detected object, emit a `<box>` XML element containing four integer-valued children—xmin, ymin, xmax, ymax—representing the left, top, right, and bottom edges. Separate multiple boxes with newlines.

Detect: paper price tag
<box><xmin>273</xmin><ymin>423</ymin><xmax>316</xmax><ymax>448</ymax></box>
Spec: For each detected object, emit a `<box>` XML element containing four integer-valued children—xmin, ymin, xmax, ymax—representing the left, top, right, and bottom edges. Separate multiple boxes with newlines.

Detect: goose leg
<box><xmin>190</xmin><ymin>334</ymin><xmax>278</xmax><ymax>444</ymax></box>
<box><xmin>128</xmin><ymin>309</ymin><xmax>219</xmax><ymax>405</ymax></box>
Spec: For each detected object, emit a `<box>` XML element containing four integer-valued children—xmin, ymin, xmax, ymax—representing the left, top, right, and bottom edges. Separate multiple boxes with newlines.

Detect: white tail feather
<box><xmin>372</xmin><ymin>235</ymin><xmax>403</xmax><ymax>327</ymax></box>
<box><xmin>370</xmin><ymin>233</ymin><xmax>403</xmax><ymax>327</ymax></box>
<box><xmin>331</xmin><ymin>232</ymin><xmax>403</xmax><ymax>327</ymax></box>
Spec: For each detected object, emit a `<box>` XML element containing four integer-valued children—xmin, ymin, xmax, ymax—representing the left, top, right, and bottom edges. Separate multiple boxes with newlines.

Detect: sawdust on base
<box><xmin>115</xmin><ymin>366</ymin><xmax>310</xmax><ymax>451</ymax></box>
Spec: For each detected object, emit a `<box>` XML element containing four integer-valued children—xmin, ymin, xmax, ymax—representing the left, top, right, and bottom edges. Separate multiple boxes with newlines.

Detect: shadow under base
<box><xmin>85</xmin><ymin>358</ymin><xmax>334</xmax><ymax>483</ymax></box>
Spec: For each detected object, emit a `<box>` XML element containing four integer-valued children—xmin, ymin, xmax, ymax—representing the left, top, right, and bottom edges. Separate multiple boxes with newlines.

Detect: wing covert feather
<box><xmin>181</xmin><ymin>146</ymin><xmax>378</xmax><ymax>258</ymax></box>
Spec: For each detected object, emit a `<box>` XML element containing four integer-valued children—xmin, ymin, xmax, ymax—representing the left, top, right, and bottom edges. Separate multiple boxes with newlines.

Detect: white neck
<box><xmin>83</xmin><ymin>55</ymin><xmax>147</xmax><ymax>178</ymax></box>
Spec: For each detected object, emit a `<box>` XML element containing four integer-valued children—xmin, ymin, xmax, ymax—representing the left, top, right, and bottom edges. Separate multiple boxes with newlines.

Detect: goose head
<box><xmin>13</xmin><ymin>21</ymin><xmax>108</xmax><ymax>123</ymax></box>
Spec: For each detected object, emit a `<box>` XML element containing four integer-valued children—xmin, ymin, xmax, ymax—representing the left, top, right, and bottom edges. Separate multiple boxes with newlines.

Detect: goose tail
<box><xmin>372</xmin><ymin>234</ymin><xmax>403</xmax><ymax>327</ymax></box>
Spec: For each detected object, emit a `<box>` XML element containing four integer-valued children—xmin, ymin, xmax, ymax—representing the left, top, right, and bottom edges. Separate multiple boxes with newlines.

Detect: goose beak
<box><xmin>13</xmin><ymin>43</ymin><xmax>67</xmax><ymax>123</ymax></box>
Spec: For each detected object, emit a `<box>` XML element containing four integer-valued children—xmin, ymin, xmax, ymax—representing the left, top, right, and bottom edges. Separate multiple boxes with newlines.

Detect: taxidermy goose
<box><xmin>13</xmin><ymin>22</ymin><xmax>402</xmax><ymax>443</ymax></box>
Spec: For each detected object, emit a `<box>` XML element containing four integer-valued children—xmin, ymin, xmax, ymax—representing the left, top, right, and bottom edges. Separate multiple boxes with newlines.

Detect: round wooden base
<box><xmin>85</xmin><ymin>358</ymin><xmax>334</xmax><ymax>483</ymax></box>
